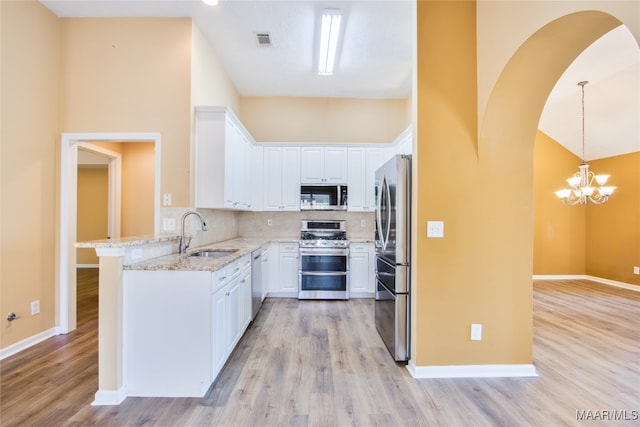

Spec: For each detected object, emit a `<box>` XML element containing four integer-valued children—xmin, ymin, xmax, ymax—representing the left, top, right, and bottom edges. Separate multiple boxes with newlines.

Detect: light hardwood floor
<box><xmin>1</xmin><ymin>272</ymin><xmax>638</xmax><ymax>426</ymax></box>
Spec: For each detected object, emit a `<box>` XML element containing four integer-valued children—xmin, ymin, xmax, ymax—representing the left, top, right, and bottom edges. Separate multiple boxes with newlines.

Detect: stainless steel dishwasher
<box><xmin>251</xmin><ymin>249</ymin><xmax>263</xmax><ymax>320</ymax></box>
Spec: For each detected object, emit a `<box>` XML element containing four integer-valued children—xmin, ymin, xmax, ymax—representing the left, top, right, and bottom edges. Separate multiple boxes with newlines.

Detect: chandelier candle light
<box><xmin>554</xmin><ymin>81</ymin><xmax>615</xmax><ymax>205</ymax></box>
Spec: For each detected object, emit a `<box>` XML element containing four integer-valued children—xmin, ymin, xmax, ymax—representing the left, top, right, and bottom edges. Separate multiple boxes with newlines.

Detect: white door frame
<box><xmin>58</xmin><ymin>132</ymin><xmax>161</xmax><ymax>334</ymax></box>
<box><xmin>77</xmin><ymin>143</ymin><xmax>122</xmax><ymax>244</ymax></box>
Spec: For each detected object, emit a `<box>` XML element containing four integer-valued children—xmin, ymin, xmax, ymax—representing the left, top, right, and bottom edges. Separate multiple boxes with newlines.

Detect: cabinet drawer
<box><xmin>214</xmin><ymin>264</ymin><xmax>231</xmax><ymax>292</ymax></box>
<box><xmin>279</xmin><ymin>243</ymin><xmax>299</xmax><ymax>253</ymax></box>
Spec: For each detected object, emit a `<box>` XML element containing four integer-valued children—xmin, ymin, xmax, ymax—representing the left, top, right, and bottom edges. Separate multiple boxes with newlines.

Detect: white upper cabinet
<box><xmin>393</xmin><ymin>125</ymin><xmax>413</xmax><ymax>156</ymax></box>
<box><xmin>300</xmin><ymin>146</ymin><xmax>348</xmax><ymax>184</ymax></box>
<box><xmin>194</xmin><ymin>107</ymin><xmax>257</xmax><ymax>211</ymax></box>
<box><xmin>263</xmin><ymin>146</ymin><xmax>300</xmax><ymax>211</ymax></box>
<box><xmin>348</xmin><ymin>146</ymin><xmax>387</xmax><ymax>211</ymax></box>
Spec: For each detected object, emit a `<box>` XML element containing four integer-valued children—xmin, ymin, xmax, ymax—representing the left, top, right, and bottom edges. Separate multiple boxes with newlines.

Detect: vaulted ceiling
<box><xmin>41</xmin><ymin>0</ymin><xmax>639</xmax><ymax>160</ymax></box>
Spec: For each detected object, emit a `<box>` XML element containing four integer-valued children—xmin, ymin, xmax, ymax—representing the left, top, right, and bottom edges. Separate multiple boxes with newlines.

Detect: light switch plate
<box><xmin>427</xmin><ymin>221</ymin><xmax>444</xmax><ymax>238</ymax></box>
<box><xmin>471</xmin><ymin>323</ymin><xmax>482</xmax><ymax>341</ymax></box>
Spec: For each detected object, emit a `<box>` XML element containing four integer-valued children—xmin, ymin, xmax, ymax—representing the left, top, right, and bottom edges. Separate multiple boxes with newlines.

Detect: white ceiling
<box><xmin>41</xmin><ymin>0</ymin><xmax>639</xmax><ymax>160</ymax></box>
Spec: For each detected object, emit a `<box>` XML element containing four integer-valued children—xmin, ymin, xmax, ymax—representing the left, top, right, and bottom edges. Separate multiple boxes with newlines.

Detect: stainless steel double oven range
<box><xmin>298</xmin><ymin>220</ymin><xmax>349</xmax><ymax>300</ymax></box>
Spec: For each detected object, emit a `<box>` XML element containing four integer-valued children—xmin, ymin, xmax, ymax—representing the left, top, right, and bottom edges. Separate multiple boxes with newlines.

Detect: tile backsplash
<box><xmin>238</xmin><ymin>210</ymin><xmax>375</xmax><ymax>240</ymax></box>
<box><xmin>160</xmin><ymin>207</ymin><xmax>239</xmax><ymax>249</ymax></box>
<box><xmin>160</xmin><ymin>208</ymin><xmax>376</xmax><ymax>249</ymax></box>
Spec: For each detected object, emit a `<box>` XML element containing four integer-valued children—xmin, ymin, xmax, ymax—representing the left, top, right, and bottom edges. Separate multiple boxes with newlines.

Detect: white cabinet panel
<box><xmin>348</xmin><ymin>147</ymin><xmax>386</xmax><ymax>212</ymax></box>
<box><xmin>124</xmin><ymin>270</ymin><xmax>213</xmax><ymax>397</ymax></box>
<box><xmin>264</xmin><ymin>146</ymin><xmax>300</xmax><ymax>211</ymax></box>
<box><xmin>349</xmin><ymin>243</ymin><xmax>375</xmax><ymax>297</ymax></box>
<box><xmin>299</xmin><ymin>147</ymin><xmax>325</xmax><ymax>183</ymax></box>
<box><xmin>347</xmin><ymin>148</ymin><xmax>366</xmax><ymax>211</ymax></box>
<box><xmin>212</xmin><ymin>284</ymin><xmax>228</xmax><ymax>377</ymax></box>
<box><xmin>324</xmin><ymin>146</ymin><xmax>349</xmax><ymax>183</ymax></box>
<box><xmin>267</xmin><ymin>242</ymin><xmax>299</xmax><ymax>297</ymax></box>
<box><xmin>300</xmin><ymin>146</ymin><xmax>348</xmax><ymax>184</ymax></box>
<box><xmin>195</xmin><ymin>107</ymin><xmax>256</xmax><ymax>211</ymax></box>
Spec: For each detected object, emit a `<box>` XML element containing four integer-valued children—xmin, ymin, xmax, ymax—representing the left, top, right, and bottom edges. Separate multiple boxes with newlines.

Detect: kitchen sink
<box><xmin>189</xmin><ymin>249</ymin><xmax>238</xmax><ymax>258</ymax></box>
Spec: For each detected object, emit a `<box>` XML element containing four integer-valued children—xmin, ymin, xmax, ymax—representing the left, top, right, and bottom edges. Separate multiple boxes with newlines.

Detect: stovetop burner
<box><xmin>300</xmin><ymin>219</ymin><xmax>348</xmax><ymax>248</ymax></box>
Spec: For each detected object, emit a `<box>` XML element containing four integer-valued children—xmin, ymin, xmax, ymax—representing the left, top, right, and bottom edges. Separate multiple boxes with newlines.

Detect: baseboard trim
<box><xmin>533</xmin><ymin>274</ymin><xmax>639</xmax><ymax>292</ymax></box>
<box><xmin>0</xmin><ymin>327</ymin><xmax>60</xmax><ymax>361</ymax></box>
<box><xmin>92</xmin><ymin>388</ymin><xmax>127</xmax><ymax>406</ymax></box>
<box><xmin>532</xmin><ymin>274</ymin><xmax>585</xmax><ymax>280</ymax></box>
<box><xmin>407</xmin><ymin>362</ymin><xmax>538</xmax><ymax>379</ymax></box>
<box><xmin>586</xmin><ymin>275</ymin><xmax>639</xmax><ymax>292</ymax></box>
<box><xmin>77</xmin><ymin>263</ymin><xmax>99</xmax><ymax>269</ymax></box>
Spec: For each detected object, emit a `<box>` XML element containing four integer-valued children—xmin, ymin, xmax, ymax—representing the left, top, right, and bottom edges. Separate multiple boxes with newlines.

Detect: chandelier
<box><xmin>554</xmin><ymin>81</ymin><xmax>615</xmax><ymax>205</ymax></box>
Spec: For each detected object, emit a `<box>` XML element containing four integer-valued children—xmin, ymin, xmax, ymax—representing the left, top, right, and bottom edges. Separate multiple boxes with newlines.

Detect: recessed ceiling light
<box><xmin>202</xmin><ymin>0</ymin><xmax>219</xmax><ymax>6</ymax></box>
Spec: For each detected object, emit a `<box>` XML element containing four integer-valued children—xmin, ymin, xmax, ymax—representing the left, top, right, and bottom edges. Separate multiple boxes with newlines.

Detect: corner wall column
<box><xmin>92</xmin><ymin>247</ymin><xmax>127</xmax><ymax>405</ymax></box>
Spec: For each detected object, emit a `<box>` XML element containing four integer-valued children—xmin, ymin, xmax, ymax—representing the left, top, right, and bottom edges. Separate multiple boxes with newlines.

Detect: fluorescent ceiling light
<box><xmin>318</xmin><ymin>9</ymin><xmax>342</xmax><ymax>75</ymax></box>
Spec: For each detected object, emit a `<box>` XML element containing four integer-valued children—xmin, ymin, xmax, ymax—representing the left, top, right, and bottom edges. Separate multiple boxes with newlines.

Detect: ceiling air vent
<box><xmin>255</xmin><ymin>32</ymin><xmax>272</xmax><ymax>47</ymax></box>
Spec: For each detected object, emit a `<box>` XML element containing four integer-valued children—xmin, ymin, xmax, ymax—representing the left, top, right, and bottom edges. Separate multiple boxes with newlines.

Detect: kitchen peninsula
<box><xmin>76</xmin><ymin>235</ymin><xmax>276</xmax><ymax>403</ymax></box>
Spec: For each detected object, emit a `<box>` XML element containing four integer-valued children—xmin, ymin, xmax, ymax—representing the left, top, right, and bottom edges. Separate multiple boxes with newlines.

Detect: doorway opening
<box><xmin>77</xmin><ymin>143</ymin><xmax>121</xmax><ymax>268</ymax></box>
<box><xmin>58</xmin><ymin>133</ymin><xmax>161</xmax><ymax>334</ymax></box>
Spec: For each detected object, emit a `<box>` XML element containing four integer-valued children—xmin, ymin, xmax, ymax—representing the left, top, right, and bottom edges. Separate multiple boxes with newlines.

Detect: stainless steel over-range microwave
<box><xmin>300</xmin><ymin>184</ymin><xmax>348</xmax><ymax>211</ymax></box>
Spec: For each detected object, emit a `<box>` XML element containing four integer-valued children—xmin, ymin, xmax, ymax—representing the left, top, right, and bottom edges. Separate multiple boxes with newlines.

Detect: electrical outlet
<box><xmin>163</xmin><ymin>193</ymin><xmax>172</xmax><ymax>206</ymax></box>
<box><xmin>427</xmin><ymin>221</ymin><xmax>444</xmax><ymax>238</ymax></box>
<box><xmin>471</xmin><ymin>323</ymin><xmax>482</xmax><ymax>341</ymax></box>
<box><xmin>31</xmin><ymin>300</ymin><xmax>40</xmax><ymax>316</ymax></box>
<box><xmin>131</xmin><ymin>249</ymin><xmax>143</xmax><ymax>260</ymax></box>
<box><xmin>163</xmin><ymin>218</ymin><xmax>176</xmax><ymax>231</ymax></box>
<box><xmin>634</xmin><ymin>266</ymin><xmax>640</xmax><ymax>275</ymax></box>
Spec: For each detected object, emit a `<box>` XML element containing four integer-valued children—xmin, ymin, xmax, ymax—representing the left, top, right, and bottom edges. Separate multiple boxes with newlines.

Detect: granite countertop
<box><xmin>124</xmin><ymin>237</ymin><xmax>296</xmax><ymax>272</ymax></box>
<box><xmin>75</xmin><ymin>234</ymin><xmax>180</xmax><ymax>249</ymax></box>
<box><xmin>80</xmin><ymin>235</ymin><xmax>371</xmax><ymax>272</ymax></box>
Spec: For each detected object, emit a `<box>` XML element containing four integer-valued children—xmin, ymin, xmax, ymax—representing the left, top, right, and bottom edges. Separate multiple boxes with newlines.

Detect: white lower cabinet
<box><xmin>124</xmin><ymin>270</ymin><xmax>213</xmax><ymax>397</ymax></box>
<box><xmin>123</xmin><ymin>254</ymin><xmax>252</xmax><ymax>398</ymax></box>
<box><xmin>267</xmin><ymin>242</ymin><xmax>299</xmax><ymax>297</ymax></box>
<box><xmin>212</xmin><ymin>254</ymin><xmax>251</xmax><ymax>380</ymax></box>
<box><xmin>349</xmin><ymin>243</ymin><xmax>375</xmax><ymax>297</ymax></box>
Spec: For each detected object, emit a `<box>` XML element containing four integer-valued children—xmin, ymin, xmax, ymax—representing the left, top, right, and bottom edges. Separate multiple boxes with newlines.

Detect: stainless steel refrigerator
<box><xmin>374</xmin><ymin>154</ymin><xmax>411</xmax><ymax>362</ymax></box>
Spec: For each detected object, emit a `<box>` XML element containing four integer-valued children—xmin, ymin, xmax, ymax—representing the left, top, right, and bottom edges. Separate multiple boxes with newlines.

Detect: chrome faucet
<box><xmin>180</xmin><ymin>211</ymin><xmax>208</xmax><ymax>254</ymax></box>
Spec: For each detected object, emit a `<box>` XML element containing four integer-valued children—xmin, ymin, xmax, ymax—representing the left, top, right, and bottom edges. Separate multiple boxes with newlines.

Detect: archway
<box><xmin>410</xmin><ymin>5</ymin><xmax>627</xmax><ymax>373</ymax></box>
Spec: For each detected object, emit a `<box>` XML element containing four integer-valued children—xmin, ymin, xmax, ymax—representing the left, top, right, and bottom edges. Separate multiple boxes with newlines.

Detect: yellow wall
<box><xmin>533</xmin><ymin>132</ymin><xmax>639</xmax><ymax>286</ymax></box>
<box><xmin>415</xmin><ymin>1</ymin><xmax>534</xmax><ymax>366</ymax></box>
<box><xmin>533</xmin><ymin>131</ymin><xmax>586</xmax><ymax>274</ymax></box>
<box><xmin>587</xmin><ymin>152</ymin><xmax>640</xmax><ymax>285</ymax></box>
<box><xmin>59</xmin><ymin>18</ymin><xmax>193</xmax><ymax>207</ymax></box>
<box><xmin>1</xmin><ymin>1</ymin><xmax>59</xmax><ymax>347</ymax></box>
<box><xmin>121</xmin><ymin>142</ymin><xmax>155</xmax><ymax>237</ymax></box>
<box><xmin>413</xmin><ymin>3</ymin><xmax>625</xmax><ymax>367</ymax></box>
<box><xmin>239</xmin><ymin>96</ymin><xmax>409</xmax><ymax>143</ymax></box>
<box><xmin>191</xmin><ymin>25</ymin><xmax>240</xmax><ymax>116</ymax></box>
<box><xmin>77</xmin><ymin>167</ymin><xmax>109</xmax><ymax>265</ymax></box>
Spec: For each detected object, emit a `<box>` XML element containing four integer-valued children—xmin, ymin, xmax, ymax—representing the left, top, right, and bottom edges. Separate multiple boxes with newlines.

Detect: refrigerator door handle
<box><xmin>377</xmin><ymin>175</ymin><xmax>391</xmax><ymax>251</ymax></box>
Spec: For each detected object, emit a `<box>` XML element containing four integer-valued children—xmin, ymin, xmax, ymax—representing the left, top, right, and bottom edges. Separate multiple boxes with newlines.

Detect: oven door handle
<box><xmin>299</xmin><ymin>271</ymin><xmax>348</xmax><ymax>276</ymax></box>
<box><xmin>299</xmin><ymin>250</ymin><xmax>349</xmax><ymax>256</ymax></box>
